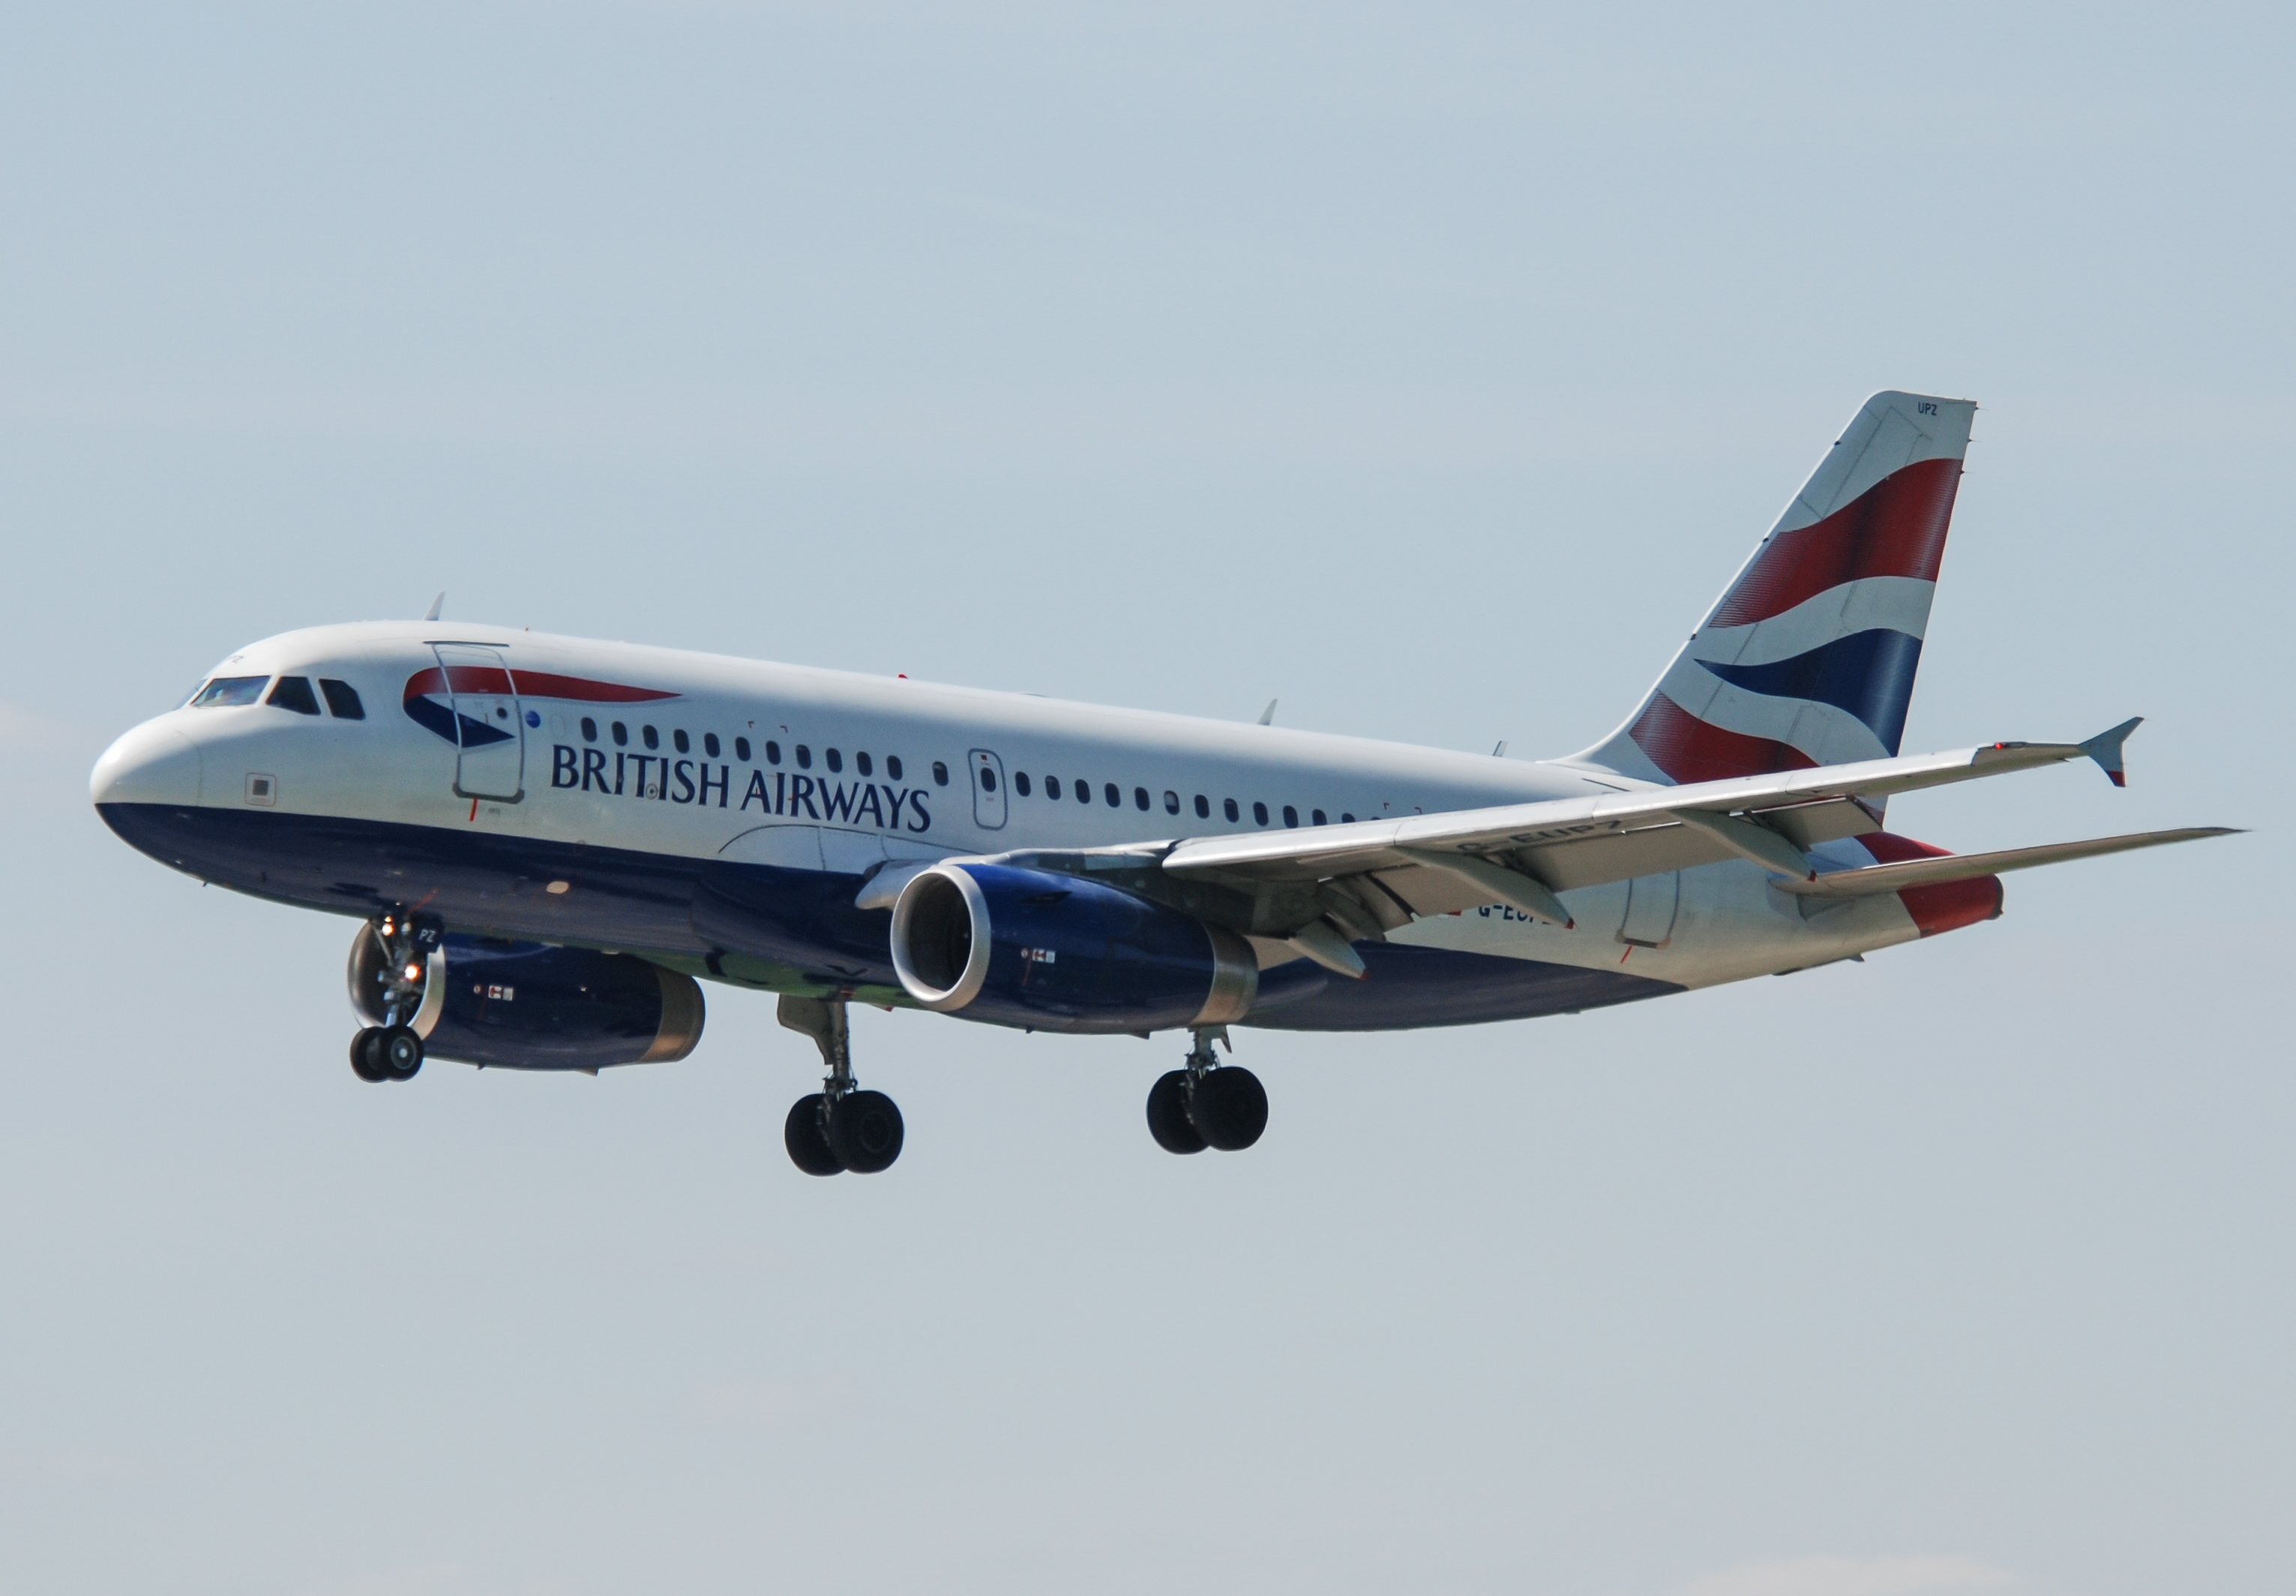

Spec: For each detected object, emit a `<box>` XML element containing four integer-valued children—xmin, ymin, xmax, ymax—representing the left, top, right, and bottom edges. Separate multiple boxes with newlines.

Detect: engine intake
<box><xmin>890</xmin><ymin>863</ymin><xmax>1258</xmax><ymax>1034</ymax></box>
<box><xmin>349</xmin><ymin>926</ymin><xmax>704</xmax><ymax>1070</ymax></box>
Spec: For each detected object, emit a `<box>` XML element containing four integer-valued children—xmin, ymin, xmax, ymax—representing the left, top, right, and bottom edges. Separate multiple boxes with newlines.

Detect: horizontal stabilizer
<box><xmin>1775</xmin><ymin>826</ymin><xmax>2239</xmax><ymax>898</ymax></box>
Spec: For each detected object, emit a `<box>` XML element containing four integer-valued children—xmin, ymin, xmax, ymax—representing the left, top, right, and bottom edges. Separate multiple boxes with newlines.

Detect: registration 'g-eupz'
<box><xmin>93</xmin><ymin>393</ymin><xmax>2234</xmax><ymax>1175</ymax></box>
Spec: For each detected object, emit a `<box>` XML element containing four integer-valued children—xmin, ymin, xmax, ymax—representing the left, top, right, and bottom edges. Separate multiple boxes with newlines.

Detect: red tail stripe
<box><xmin>1854</xmin><ymin>831</ymin><xmax>2003</xmax><ymax>936</ymax></box>
<box><xmin>1708</xmin><ymin>456</ymin><xmax>1962</xmax><ymax>628</ymax></box>
<box><xmin>1627</xmin><ymin>693</ymin><xmax>1817</xmax><ymax>786</ymax></box>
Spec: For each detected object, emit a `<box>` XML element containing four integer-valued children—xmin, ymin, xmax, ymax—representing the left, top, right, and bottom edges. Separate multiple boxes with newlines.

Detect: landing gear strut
<box><xmin>779</xmin><ymin>995</ymin><xmax>904</xmax><ymax>1176</ymax></box>
<box><xmin>350</xmin><ymin>912</ymin><xmax>437</xmax><ymax>1083</ymax></box>
<box><xmin>1147</xmin><ymin>1026</ymin><xmax>1267</xmax><ymax>1154</ymax></box>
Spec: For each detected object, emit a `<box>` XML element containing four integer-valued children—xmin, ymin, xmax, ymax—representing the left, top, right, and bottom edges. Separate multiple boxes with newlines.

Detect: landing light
<box><xmin>403</xmin><ymin>963</ymin><xmax>423</xmax><ymax>981</ymax></box>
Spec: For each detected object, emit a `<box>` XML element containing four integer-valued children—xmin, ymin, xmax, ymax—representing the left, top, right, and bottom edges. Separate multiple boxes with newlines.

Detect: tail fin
<box><xmin>1573</xmin><ymin>390</ymin><xmax>1977</xmax><ymax>786</ymax></box>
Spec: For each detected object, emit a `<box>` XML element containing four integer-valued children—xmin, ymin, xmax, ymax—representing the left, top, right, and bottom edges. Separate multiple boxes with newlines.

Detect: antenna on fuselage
<box><xmin>1258</xmin><ymin>699</ymin><xmax>1277</xmax><ymax>726</ymax></box>
<box><xmin>424</xmin><ymin>591</ymin><xmax>445</xmax><ymax>622</ymax></box>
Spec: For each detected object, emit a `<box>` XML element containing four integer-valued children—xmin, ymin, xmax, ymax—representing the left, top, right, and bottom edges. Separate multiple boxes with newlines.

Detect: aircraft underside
<box><xmin>97</xmin><ymin>799</ymin><xmax>1689</xmax><ymax>1037</ymax></box>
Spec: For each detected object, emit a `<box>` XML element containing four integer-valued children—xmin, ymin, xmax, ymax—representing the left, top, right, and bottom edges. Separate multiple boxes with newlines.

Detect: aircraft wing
<box><xmin>897</xmin><ymin>718</ymin><xmax>2232</xmax><ymax>980</ymax></box>
<box><xmin>1150</xmin><ymin>718</ymin><xmax>2216</xmax><ymax>951</ymax></box>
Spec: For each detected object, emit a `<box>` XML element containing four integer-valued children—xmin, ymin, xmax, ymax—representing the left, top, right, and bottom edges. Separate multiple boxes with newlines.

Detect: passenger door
<box><xmin>433</xmin><ymin>644</ymin><xmax>525</xmax><ymax>801</ymax></box>
<box><xmin>1618</xmin><ymin>870</ymin><xmax>1679</xmax><ymax>949</ymax></box>
<box><xmin>968</xmin><ymin>748</ymin><xmax>1007</xmax><ymax>831</ymax></box>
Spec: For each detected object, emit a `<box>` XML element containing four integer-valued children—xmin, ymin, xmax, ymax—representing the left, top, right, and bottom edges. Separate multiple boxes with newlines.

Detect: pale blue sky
<box><xmin>2</xmin><ymin>6</ymin><xmax>2289</xmax><ymax>1595</ymax></box>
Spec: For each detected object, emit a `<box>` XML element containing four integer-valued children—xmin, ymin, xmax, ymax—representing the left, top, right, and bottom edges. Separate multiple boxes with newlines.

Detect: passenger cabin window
<box><xmin>704</xmin><ymin>732</ymin><xmax>720</xmax><ymax>758</ymax></box>
<box><xmin>978</xmin><ymin>765</ymin><xmax>998</xmax><ymax>792</ymax></box>
<box><xmin>856</xmin><ymin>752</ymin><xmax>873</xmax><ymax>777</ymax></box>
<box><xmin>932</xmin><ymin>762</ymin><xmax>949</xmax><ymax>786</ymax></box>
<box><xmin>642</xmin><ymin>725</ymin><xmax>660</xmax><ymax>750</ymax></box>
<box><xmin>796</xmin><ymin>745</ymin><xmax>812</xmax><ymax>768</ymax></box>
<box><xmin>612</xmin><ymin>722</ymin><xmax>628</xmax><ymax>746</ymax></box>
<box><xmin>581</xmin><ymin>717</ymin><xmax>599</xmax><ymax>743</ymax></box>
<box><xmin>1253</xmin><ymin>801</ymin><xmax>1269</xmax><ymax>826</ymax></box>
<box><xmin>267</xmin><ymin>676</ymin><xmax>321</xmax><ymax>716</ymax></box>
<box><xmin>1103</xmin><ymin>783</ymin><xmax>1120</xmax><ymax>808</ymax></box>
<box><xmin>1223</xmin><ymin>798</ymin><xmax>1239</xmax><ymax>822</ymax></box>
<box><xmin>1341</xmin><ymin>813</ymin><xmax>1356</xmax><ymax>823</ymax></box>
<box><xmin>765</xmin><ymin>741</ymin><xmax>781</xmax><ymax>765</ymax></box>
<box><xmin>887</xmin><ymin>756</ymin><xmax>903</xmax><ymax>781</ymax></box>
<box><xmin>319</xmin><ymin>678</ymin><xmax>365</xmax><ymax>720</ymax></box>
<box><xmin>1164</xmin><ymin>791</ymin><xmax>1179</xmax><ymax>814</ymax></box>
<box><xmin>1283</xmin><ymin>805</ymin><xmax>1299</xmax><ymax>828</ymax></box>
<box><xmin>735</xmin><ymin>736</ymin><xmax>750</xmax><ymax>761</ymax></box>
<box><xmin>826</xmin><ymin>749</ymin><xmax>843</xmax><ymax>773</ymax></box>
<box><xmin>1133</xmin><ymin>787</ymin><xmax>1149</xmax><ymax>810</ymax></box>
<box><xmin>1312</xmin><ymin>810</ymin><xmax>1328</xmax><ymax>826</ymax></box>
<box><xmin>1194</xmin><ymin>795</ymin><xmax>1210</xmax><ymax>819</ymax></box>
<box><xmin>673</xmin><ymin>729</ymin><xmax>690</xmax><ymax>753</ymax></box>
<box><xmin>1014</xmin><ymin>771</ymin><xmax>1031</xmax><ymax>797</ymax></box>
<box><xmin>1046</xmin><ymin>776</ymin><xmax>1062</xmax><ymax>800</ymax></box>
<box><xmin>192</xmin><ymin>676</ymin><xmax>268</xmax><ymax>708</ymax></box>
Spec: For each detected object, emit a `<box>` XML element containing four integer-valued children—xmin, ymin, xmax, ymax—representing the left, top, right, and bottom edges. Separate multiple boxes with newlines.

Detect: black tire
<box><xmin>1146</xmin><ymin>1070</ymin><xmax>1207</xmax><ymax>1154</ymax></box>
<box><xmin>1188</xmin><ymin>1065</ymin><xmax>1268</xmax><ymax>1151</ymax></box>
<box><xmin>349</xmin><ymin>1028</ymin><xmax>388</xmax><ymax>1083</ymax></box>
<box><xmin>828</xmin><ymin>1089</ymin><xmax>905</xmax><ymax>1174</ymax></box>
<box><xmin>784</xmin><ymin>1094</ymin><xmax>843</xmax><ymax>1177</ymax></box>
<box><xmin>379</xmin><ymin>1025</ymin><xmax>424</xmax><ymax>1081</ymax></box>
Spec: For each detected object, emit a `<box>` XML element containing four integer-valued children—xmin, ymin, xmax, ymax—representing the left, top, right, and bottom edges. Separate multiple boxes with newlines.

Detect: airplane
<box><xmin>90</xmin><ymin>391</ymin><xmax>2234</xmax><ymax>1176</ymax></box>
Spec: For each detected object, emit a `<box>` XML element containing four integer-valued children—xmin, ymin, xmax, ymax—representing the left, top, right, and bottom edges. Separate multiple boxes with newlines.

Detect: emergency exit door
<box><xmin>969</xmin><ymin>748</ymin><xmax>1007</xmax><ymax>831</ymax></box>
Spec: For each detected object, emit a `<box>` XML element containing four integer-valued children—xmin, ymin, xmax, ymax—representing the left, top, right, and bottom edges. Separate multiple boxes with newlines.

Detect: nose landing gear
<box><xmin>350</xmin><ymin>1025</ymin><xmax>424</xmax><ymax>1082</ymax></box>
<box><xmin>1147</xmin><ymin>1026</ymin><xmax>1268</xmax><ymax>1155</ymax></box>
<box><xmin>349</xmin><ymin>912</ymin><xmax>436</xmax><ymax>1084</ymax></box>
<box><xmin>779</xmin><ymin>995</ymin><xmax>904</xmax><ymax>1176</ymax></box>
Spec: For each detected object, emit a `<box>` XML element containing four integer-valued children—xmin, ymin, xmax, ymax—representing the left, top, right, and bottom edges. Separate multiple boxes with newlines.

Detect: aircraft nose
<box><xmin>91</xmin><ymin>719</ymin><xmax>203</xmax><ymax>808</ymax></box>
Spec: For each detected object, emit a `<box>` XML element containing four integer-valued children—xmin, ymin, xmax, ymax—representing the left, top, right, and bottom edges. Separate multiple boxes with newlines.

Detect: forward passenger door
<box><xmin>433</xmin><ymin>644</ymin><xmax>525</xmax><ymax>801</ymax></box>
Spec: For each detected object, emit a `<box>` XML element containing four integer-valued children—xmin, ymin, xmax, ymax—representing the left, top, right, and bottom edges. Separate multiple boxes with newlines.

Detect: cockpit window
<box><xmin>267</xmin><ymin>676</ymin><xmax>322</xmax><ymax>716</ymax></box>
<box><xmin>191</xmin><ymin>676</ymin><xmax>269</xmax><ymax>708</ymax></box>
<box><xmin>319</xmin><ymin>678</ymin><xmax>366</xmax><ymax>719</ymax></box>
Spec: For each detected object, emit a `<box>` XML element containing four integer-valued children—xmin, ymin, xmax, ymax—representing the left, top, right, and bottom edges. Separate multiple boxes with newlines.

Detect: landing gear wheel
<box><xmin>784</xmin><ymin>1094</ymin><xmax>843</xmax><ymax>1177</ymax></box>
<box><xmin>1188</xmin><ymin>1066</ymin><xmax>1268</xmax><ymax>1151</ymax></box>
<box><xmin>376</xmin><ymin>1025</ymin><xmax>424</xmax><ymax>1081</ymax></box>
<box><xmin>828</xmin><ymin>1089</ymin><xmax>905</xmax><ymax>1174</ymax></box>
<box><xmin>1147</xmin><ymin>1070</ymin><xmax>1207</xmax><ymax>1154</ymax></box>
<box><xmin>349</xmin><ymin>1028</ymin><xmax>388</xmax><ymax>1083</ymax></box>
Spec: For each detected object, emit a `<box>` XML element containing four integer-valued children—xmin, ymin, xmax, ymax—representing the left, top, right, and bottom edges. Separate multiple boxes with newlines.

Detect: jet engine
<box><xmin>349</xmin><ymin>925</ymin><xmax>705</xmax><ymax>1071</ymax></box>
<box><xmin>888</xmin><ymin>862</ymin><xmax>1261</xmax><ymax>1034</ymax></box>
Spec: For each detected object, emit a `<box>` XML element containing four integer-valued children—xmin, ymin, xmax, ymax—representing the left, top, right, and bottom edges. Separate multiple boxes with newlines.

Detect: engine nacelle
<box><xmin>889</xmin><ymin>863</ymin><xmax>1259</xmax><ymax>1034</ymax></box>
<box><xmin>349</xmin><ymin>927</ymin><xmax>704</xmax><ymax>1070</ymax></box>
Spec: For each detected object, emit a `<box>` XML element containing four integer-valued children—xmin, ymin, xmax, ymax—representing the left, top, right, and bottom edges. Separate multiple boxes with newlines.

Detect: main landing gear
<box><xmin>349</xmin><ymin>912</ymin><xmax>435</xmax><ymax>1084</ymax></box>
<box><xmin>779</xmin><ymin>995</ymin><xmax>904</xmax><ymax>1176</ymax></box>
<box><xmin>1147</xmin><ymin>1026</ymin><xmax>1268</xmax><ymax>1155</ymax></box>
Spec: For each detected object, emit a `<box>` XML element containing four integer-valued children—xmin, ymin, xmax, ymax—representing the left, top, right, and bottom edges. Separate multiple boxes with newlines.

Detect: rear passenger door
<box><xmin>433</xmin><ymin>645</ymin><xmax>525</xmax><ymax>801</ymax></box>
<box><xmin>1618</xmin><ymin>870</ymin><xmax>1680</xmax><ymax>950</ymax></box>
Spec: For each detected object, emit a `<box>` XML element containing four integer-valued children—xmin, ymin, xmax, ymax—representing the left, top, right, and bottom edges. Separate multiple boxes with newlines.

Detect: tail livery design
<box><xmin>1577</xmin><ymin>391</ymin><xmax>1977</xmax><ymax>786</ymax></box>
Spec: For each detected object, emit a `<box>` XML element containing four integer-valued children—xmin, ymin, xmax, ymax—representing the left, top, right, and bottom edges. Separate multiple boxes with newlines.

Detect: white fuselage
<box><xmin>93</xmin><ymin>621</ymin><xmax>1931</xmax><ymax>1025</ymax></box>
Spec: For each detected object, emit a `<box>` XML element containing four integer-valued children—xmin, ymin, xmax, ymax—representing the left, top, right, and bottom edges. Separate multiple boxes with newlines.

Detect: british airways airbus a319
<box><xmin>91</xmin><ymin>393</ymin><xmax>2233</xmax><ymax>1175</ymax></box>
